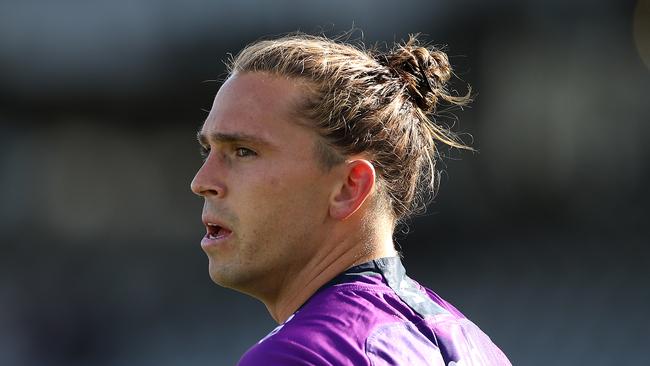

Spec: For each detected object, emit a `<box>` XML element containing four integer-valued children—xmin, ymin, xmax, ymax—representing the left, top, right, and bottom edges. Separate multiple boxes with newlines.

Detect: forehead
<box><xmin>201</xmin><ymin>72</ymin><xmax>312</xmax><ymax>144</ymax></box>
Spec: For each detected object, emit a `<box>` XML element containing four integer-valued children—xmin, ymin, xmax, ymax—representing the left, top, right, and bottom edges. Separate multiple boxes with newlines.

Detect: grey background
<box><xmin>1</xmin><ymin>0</ymin><xmax>649</xmax><ymax>365</ymax></box>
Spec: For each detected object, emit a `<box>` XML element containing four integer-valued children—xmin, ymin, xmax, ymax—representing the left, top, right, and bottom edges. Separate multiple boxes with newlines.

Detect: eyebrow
<box><xmin>196</xmin><ymin>130</ymin><xmax>273</xmax><ymax>148</ymax></box>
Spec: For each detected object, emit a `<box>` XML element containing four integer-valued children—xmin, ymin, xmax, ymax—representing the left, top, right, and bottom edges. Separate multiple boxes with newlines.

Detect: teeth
<box><xmin>207</xmin><ymin>223</ymin><xmax>217</xmax><ymax>226</ymax></box>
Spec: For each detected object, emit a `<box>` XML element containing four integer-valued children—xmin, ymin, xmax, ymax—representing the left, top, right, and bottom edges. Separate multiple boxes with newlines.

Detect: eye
<box><xmin>235</xmin><ymin>147</ymin><xmax>257</xmax><ymax>157</ymax></box>
<box><xmin>199</xmin><ymin>145</ymin><xmax>210</xmax><ymax>160</ymax></box>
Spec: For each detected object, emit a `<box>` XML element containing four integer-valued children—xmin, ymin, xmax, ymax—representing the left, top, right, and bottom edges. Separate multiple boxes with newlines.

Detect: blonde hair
<box><xmin>227</xmin><ymin>33</ymin><xmax>472</xmax><ymax>223</ymax></box>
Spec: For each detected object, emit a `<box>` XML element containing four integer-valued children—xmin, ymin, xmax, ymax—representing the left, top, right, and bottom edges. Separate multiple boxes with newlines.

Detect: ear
<box><xmin>329</xmin><ymin>159</ymin><xmax>376</xmax><ymax>220</ymax></box>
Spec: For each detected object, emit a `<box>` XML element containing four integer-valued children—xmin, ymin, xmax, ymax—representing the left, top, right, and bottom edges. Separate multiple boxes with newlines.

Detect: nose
<box><xmin>190</xmin><ymin>158</ymin><xmax>226</xmax><ymax>198</ymax></box>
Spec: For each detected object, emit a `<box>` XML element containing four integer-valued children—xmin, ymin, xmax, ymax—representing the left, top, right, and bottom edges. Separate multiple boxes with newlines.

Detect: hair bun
<box><xmin>382</xmin><ymin>35</ymin><xmax>464</xmax><ymax>113</ymax></box>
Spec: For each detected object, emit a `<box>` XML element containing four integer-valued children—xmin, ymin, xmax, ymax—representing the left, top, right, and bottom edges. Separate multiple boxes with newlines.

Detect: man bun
<box><xmin>381</xmin><ymin>35</ymin><xmax>469</xmax><ymax>113</ymax></box>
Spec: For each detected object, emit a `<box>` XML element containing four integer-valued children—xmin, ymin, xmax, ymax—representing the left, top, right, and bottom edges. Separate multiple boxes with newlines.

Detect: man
<box><xmin>191</xmin><ymin>33</ymin><xmax>511</xmax><ymax>365</ymax></box>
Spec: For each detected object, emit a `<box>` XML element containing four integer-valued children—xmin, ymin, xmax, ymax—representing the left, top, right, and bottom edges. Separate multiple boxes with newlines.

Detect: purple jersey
<box><xmin>238</xmin><ymin>257</ymin><xmax>511</xmax><ymax>365</ymax></box>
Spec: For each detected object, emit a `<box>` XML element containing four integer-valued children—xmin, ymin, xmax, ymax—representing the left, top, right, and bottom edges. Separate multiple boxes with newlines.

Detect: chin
<box><xmin>208</xmin><ymin>262</ymin><xmax>231</xmax><ymax>286</ymax></box>
<box><xmin>208</xmin><ymin>260</ymin><xmax>246</xmax><ymax>289</ymax></box>
<box><xmin>208</xmin><ymin>261</ymin><xmax>270</xmax><ymax>300</ymax></box>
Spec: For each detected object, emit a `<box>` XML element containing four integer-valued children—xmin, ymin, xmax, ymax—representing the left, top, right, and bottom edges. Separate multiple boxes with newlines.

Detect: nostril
<box><xmin>203</xmin><ymin>188</ymin><xmax>221</xmax><ymax>197</ymax></box>
<box><xmin>193</xmin><ymin>185</ymin><xmax>224</xmax><ymax>198</ymax></box>
<box><xmin>190</xmin><ymin>180</ymin><xmax>222</xmax><ymax>197</ymax></box>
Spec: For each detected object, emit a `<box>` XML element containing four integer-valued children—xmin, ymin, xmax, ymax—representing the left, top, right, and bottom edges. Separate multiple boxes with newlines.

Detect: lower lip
<box><xmin>201</xmin><ymin>231</ymin><xmax>232</xmax><ymax>250</ymax></box>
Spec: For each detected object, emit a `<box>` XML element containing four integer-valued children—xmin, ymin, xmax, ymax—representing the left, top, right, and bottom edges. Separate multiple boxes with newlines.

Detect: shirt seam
<box><xmin>327</xmin><ymin>283</ymin><xmax>393</xmax><ymax>294</ymax></box>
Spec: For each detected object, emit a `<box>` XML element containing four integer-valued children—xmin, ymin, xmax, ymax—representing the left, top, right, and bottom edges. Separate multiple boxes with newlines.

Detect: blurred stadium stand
<box><xmin>1</xmin><ymin>0</ymin><xmax>648</xmax><ymax>365</ymax></box>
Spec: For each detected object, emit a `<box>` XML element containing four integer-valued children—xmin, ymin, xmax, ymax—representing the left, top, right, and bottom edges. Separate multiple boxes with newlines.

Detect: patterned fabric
<box><xmin>238</xmin><ymin>257</ymin><xmax>511</xmax><ymax>365</ymax></box>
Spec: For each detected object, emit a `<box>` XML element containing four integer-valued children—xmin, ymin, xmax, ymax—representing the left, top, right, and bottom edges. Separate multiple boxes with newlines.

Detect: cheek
<box><xmin>274</xmin><ymin>172</ymin><xmax>327</xmax><ymax>210</ymax></box>
<box><xmin>233</xmin><ymin>159</ymin><xmax>331</xmax><ymax>229</ymax></box>
<box><xmin>239</xmin><ymin>173</ymin><xmax>327</xmax><ymax>236</ymax></box>
<box><xmin>253</xmin><ymin>164</ymin><xmax>322</xmax><ymax>203</ymax></box>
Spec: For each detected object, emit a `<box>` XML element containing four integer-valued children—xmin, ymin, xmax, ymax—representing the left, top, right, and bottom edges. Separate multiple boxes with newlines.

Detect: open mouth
<box><xmin>206</xmin><ymin>222</ymin><xmax>232</xmax><ymax>240</ymax></box>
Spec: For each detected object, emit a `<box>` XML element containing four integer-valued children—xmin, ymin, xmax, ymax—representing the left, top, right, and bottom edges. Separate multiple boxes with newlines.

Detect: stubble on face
<box><xmin>210</xmin><ymin>167</ymin><xmax>331</xmax><ymax>298</ymax></box>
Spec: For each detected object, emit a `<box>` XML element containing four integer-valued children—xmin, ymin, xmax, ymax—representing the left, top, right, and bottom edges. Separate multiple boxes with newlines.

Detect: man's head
<box><xmin>228</xmin><ymin>34</ymin><xmax>471</xmax><ymax>223</ymax></box>
<box><xmin>190</xmin><ymin>33</ymin><xmax>469</xmax><ymax>305</ymax></box>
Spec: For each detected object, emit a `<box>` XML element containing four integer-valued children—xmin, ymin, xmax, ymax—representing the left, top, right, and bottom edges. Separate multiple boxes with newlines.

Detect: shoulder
<box><xmin>424</xmin><ymin>313</ymin><xmax>512</xmax><ymax>365</ymax></box>
<box><xmin>239</xmin><ymin>277</ymin><xmax>398</xmax><ymax>366</ymax></box>
<box><xmin>239</xmin><ymin>274</ymin><xmax>511</xmax><ymax>366</ymax></box>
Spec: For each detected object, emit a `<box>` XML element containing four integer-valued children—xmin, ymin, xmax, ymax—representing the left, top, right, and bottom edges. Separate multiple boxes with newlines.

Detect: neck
<box><xmin>263</xmin><ymin>220</ymin><xmax>396</xmax><ymax>324</ymax></box>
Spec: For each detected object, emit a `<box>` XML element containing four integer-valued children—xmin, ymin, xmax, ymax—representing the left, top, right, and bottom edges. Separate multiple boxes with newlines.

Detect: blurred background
<box><xmin>1</xmin><ymin>0</ymin><xmax>648</xmax><ymax>365</ymax></box>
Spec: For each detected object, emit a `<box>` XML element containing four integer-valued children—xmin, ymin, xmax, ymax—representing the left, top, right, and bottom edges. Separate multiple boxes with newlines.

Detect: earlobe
<box><xmin>329</xmin><ymin>159</ymin><xmax>376</xmax><ymax>220</ymax></box>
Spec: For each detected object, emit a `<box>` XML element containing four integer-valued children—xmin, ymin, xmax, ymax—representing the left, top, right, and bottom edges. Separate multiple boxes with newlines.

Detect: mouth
<box><xmin>205</xmin><ymin>222</ymin><xmax>232</xmax><ymax>240</ymax></box>
<box><xmin>201</xmin><ymin>219</ymin><xmax>233</xmax><ymax>249</ymax></box>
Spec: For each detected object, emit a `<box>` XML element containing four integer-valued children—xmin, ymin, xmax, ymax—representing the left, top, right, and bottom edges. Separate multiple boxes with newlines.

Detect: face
<box><xmin>191</xmin><ymin>72</ymin><xmax>339</xmax><ymax>298</ymax></box>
